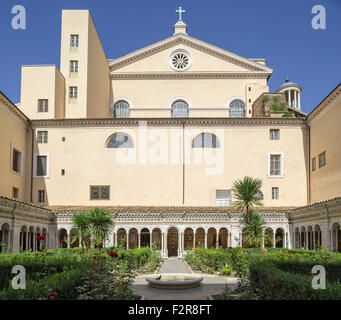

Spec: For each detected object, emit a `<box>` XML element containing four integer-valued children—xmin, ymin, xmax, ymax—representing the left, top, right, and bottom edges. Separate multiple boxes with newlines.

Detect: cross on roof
<box><xmin>176</xmin><ymin>6</ymin><xmax>186</xmax><ymax>21</ymax></box>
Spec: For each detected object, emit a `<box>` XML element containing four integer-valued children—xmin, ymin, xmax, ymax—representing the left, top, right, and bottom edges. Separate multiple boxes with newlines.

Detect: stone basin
<box><xmin>146</xmin><ymin>273</ymin><xmax>203</xmax><ymax>290</ymax></box>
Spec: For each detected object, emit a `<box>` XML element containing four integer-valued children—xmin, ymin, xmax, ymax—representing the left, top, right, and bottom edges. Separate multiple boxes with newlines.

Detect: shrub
<box><xmin>0</xmin><ymin>267</ymin><xmax>87</xmax><ymax>300</ymax></box>
<box><xmin>249</xmin><ymin>260</ymin><xmax>341</xmax><ymax>300</ymax></box>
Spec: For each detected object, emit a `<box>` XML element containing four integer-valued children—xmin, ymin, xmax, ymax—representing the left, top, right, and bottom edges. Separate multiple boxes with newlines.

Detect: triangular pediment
<box><xmin>109</xmin><ymin>33</ymin><xmax>273</xmax><ymax>75</ymax></box>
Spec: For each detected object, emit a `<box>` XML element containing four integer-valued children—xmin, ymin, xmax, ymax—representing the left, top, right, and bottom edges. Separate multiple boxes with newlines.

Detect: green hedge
<box><xmin>249</xmin><ymin>261</ymin><xmax>341</xmax><ymax>300</ymax></box>
<box><xmin>117</xmin><ymin>247</ymin><xmax>152</xmax><ymax>269</ymax></box>
<box><xmin>0</xmin><ymin>267</ymin><xmax>87</xmax><ymax>300</ymax></box>
<box><xmin>276</xmin><ymin>260</ymin><xmax>341</xmax><ymax>283</ymax></box>
<box><xmin>0</xmin><ymin>251</ymin><xmax>92</xmax><ymax>290</ymax></box>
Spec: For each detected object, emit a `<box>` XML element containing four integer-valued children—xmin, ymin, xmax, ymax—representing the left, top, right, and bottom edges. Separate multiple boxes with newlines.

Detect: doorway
<box><xmin>167</xmin><ymin>227</ymin><xmax>178</xmax><ymax>257</ymax></box>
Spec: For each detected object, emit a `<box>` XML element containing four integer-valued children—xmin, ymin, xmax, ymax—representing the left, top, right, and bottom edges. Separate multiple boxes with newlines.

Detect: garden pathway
<box><xmin>133</xmin><ymin>258</ymin><xmax>238</xmax><ymax>300</ymax></box>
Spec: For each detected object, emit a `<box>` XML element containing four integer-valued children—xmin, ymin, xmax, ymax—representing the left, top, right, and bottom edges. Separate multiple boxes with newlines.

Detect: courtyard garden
<box><xmin>185</xmin><ymin>246</ymin><xmax>341</xmax><ymax>299</ymax></box>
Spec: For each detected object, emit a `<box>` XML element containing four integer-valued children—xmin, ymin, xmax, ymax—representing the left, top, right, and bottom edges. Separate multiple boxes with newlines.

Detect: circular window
<box><xmin>169</xmin><ymin>50</ymin><xmax>192</xmax><ymax>71</ymax></box>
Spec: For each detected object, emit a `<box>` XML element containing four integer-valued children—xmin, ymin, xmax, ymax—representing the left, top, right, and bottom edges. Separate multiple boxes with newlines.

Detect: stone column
<box><xmin>127</xmin><ymin>232</ymin><xmax>130</xmax><ymax>250</ymax></box>
<box><xmin>294</xmin><ymin>90</ymin><xmax>297</xmax><ymax>108</ymax></box>
<box><xmin>114</xmin><ymin>232</ymin><xmax>118</xmax><ymax>247</ymax></box>
<box><xmin>288</xmin><ymin>90</ymin><xmax>291</xmax><ymax>106</ymax></box>
<box><xmin>262</xmin><ymin>232</ymin><xmax>265</xmax><ymax>248</ymax></box>
<box><xmin>204</xmin><ymin>231</ymin><xmax>207</xmax><ymax>249</ymax></box>
<box><xmin>283</xmin><ymin>232</ymin><xmax>286</xmax><ymax>248</ymax></box>
<box><xmin>67</xmin><ymin>231</ymin><xmax>71</xmax><ymax>249</ymax></box>
<box><xmin>273</xmin><ymin>231</ymin><xmax>276</xmax><ymax>248</ymax></box>
<box><xmin>306</xmin><ymin>231</ymin><xmax>308</xmax><ymax>249</ymax></box>
<box><xmin>25</xmin><ymin>232</ymin><xmax>28</xmax><ymax>251</ymax></box>
<box><xmin>336</xmin><ymin>230</ymin><xmax>339</xmax><ymax>252</ymax></box>
<box><xmin>138</xmin><ymin>231</ymin><xmax>141</xmax><ymax>248</ymax></box>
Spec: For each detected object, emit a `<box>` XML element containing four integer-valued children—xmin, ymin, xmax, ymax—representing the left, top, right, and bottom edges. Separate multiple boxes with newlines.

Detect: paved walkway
<box><xmin>157</xmin><ymin>258</ymin><xmax>191</xmax><ymax>274</ymax></box>
<box><xmin>133</xmin><ymin>259</ymin><xmax>238</xmax><ymax>300</ymax></box>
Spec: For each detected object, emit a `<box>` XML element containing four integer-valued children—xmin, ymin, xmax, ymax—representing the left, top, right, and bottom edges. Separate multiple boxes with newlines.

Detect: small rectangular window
<box><xmin>11</xmin><ymin>148</ymin><xmax>22</xmax><ymax>174</ymax></box>
<box><xmin>248</xmin><ymin>87</ymin><xmax>251</xmax><ymax>91</ymax></box>
<box><xmin>270</xmin><ymin>154</ymin><xmax>281</xmax><ymax>176</ymax></box>
<box><xmin>312</xmin><ymin>158</ymin><xmax>316</xmax><ymax>171</ymax></box>
<box><xmin>319</xmin><ymin>152</ymin><xmax>326</xmax><ymax>168</ymax></box>
<box><xmin>37</xmin><ymin>131</ymin><xmax>48</xmax><ymax>144</ymax></box>
<box><xmin>12</xmin><ymin>187</ymin><xmax>19</xmax><ymax>199</ymax></box>
<box><xmin>70</xmin><ymin>34</ymin><xmax>79</xmax><ymax>48</ymax></box>
<box><xmin>270</xmin><ymin>129</ymin><xmax>280</xmax><ymax>140</ymax></box>
<box><xmin>69</xmin><ymin>86</ymin><xmax>78</xmax><ymax>99</ymax></box>
<box><xmin>62</xmin><ymin>137</ymin><xmax>66</xmax><ymax>142</ymax></box>
<box><xmin>61</xmin><ymin>169</ymin><xmax>65</xmax><ymax>176</ymax></box>
<box><xmin>70</xmin><ymin>60</ymin><xmax>78</xmax><ymax>74</ymax></box>
<box><xmin>36</xmin><ymin>156</ymin><xmax>47</xmax><ymax>176</ymax></box>
<box><xmin>90</xmin><ymin>186</ymin><xmax>110</xmax><ymax>200</ymax></box>
<box><xmin>216</xmin><ymin>190</ymin><xmax>232</xmax><ymax>206</ymax></box>
<box><xmin>37</xmin><ymin>99</ymin><xmax>48</xmax><ymax>112</ymax></box>
<box><xmin>272</xmin><ymin>187</ymin><xmax>279</xmax><ymax>200</ymax></box>
<box><xmin>38</xmin><ymin>190</ymin><xmax>45</xmax><ymax>203</ymax></box>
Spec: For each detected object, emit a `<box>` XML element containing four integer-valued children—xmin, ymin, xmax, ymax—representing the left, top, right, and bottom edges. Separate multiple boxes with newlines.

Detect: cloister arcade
<box><xmin>0</xmin><ymin>221</ymin><xmax>54</xmax><ymax>252</ymax></box>
<box><xmin>292</xmin><ymin>222</ymin><xmax>341</xmax><ymax>252</ymax></box>
<box><xmin>56</xmin><ymin>222</ymin><xmax>290</xmax><ymax>258</ymax></box>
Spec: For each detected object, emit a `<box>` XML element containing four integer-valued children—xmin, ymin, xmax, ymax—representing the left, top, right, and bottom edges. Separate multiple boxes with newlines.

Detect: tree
<box><xmin>72</xmin><ymin>211</ymin><xmax>90</xmax><ymax>249</ymax></box>
<box><xmin>87</xmin><ymin>208</ymin><xmax>114</xmax><ymax>248</ymax></box>
<box><xmin>232</xmin><ymin>176</ymin><xmax>263</xmax><ymax>222</ymax></box>
<box><xmin>242</xmin><ymin>210</ymin><xmax>266</xmax><ymax>248</ymax></box>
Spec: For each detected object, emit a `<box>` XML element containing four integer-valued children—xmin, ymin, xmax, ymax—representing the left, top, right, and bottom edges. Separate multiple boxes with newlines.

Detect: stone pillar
<box><xmin>204</xmin><ymin>231</ymin><xmax>207</xmax><ymax>249</ymax></box>
<box><xmin>273</xmin><ymin>231</ymin><xmax>276</xmax><ymax>248</ymax></box>
<box><xmin>164</xmin><ymin>232</ymin><xmax>168</xmax><ymax>257</ymax></box>
<box><xmin>334</xmin><ymin>230</ymin><xmax>339</xmax><ymax>252</ymax></box>
<box><xmin>138</xmin><ymin>231</ymin><xmax>141</xmax><ymax>248</ymax></box>
<box><xmin>294</xmin><ymin>90</ymin><xmax>297</xmax><ymax>108</ymax></box>
<box><xmin>178</xmin><ymin>232</ymin><xmax>183</xmax><ymax>258</ymax></box>
<box><xmin>283</xmin><ymin>232</ymin><xmax>286</xmax><ymax>248</ymax></box>
<box><xmin>67</xmin><ymin>231</ymin><xmax>71</xmax><ymax>249</ymax></box>
<box><xmin>114</xmin><ymin>232</ymin><xmax>118</xmax><ymax>247</ymax></box>
<box><xmin>25</xmin><ymin>232</ymin><xmax>28</xmax><ymax>251</ymax></box>
<box><xmin>298</xmin><ymin>91</ymin><xmax>301</xmax><ymax>109</ymax></box>
<box><xmin>127</xmin><ymin>232</ymin><xmax>130</xmax><ymax>250</ymax></box>
<box><xmin>288</xmin><ymin>90</ymin><xmax>291</xmax><ymax>106</ymax></box>
<box><xmin>262</xmin><ymin>232</ymin><xmax>265</xmax><ymax>248</ymax></box>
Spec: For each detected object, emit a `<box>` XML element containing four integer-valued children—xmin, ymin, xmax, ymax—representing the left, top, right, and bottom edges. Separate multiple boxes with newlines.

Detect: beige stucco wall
<box><xmin>60</xmin><ymin>10</ymin><xmax>110</xmax><ymax>119</ymax></box>
<box><xmin>111</xmin><ymin>77</ymin><xmax>268</xmax><ymax>118</ymax></box>
<box><xmin>309</xmin><ymin>94</ymin><xmax>341</xmax><ymax>203</ymax></box>
<box><xmin>20</xmin><ymin>65</ymin><xmax>64</xmax><ymax>120</ymax></box>
<box><xmin>31</xmin><ymin>123</ymin><xmax>308</xmax><ymax>207</ymax></box>
<box><xmin>86</xmin><ymin>13</ymin><xmax>110</xmax><ymax>118</ymax></box>
<box><xmin>0</xmin><ymin>99</ymin><xmax>31</xmax><ymax>202</ymax></box>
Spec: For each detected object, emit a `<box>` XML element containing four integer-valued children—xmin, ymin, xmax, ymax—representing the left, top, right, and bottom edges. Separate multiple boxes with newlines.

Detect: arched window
<box><xmin>106</xmin><ymin>133</ymin><xmax>134</xmax><ymax>148</ymax></box>
<box><xmin>229</xmin><ymin>100</ymin><xmax>245</xmax><ymax>117</ymax></box>
<box><xmin>114</xmin><ymin>101</ymin><xmax>130</xmax><ymax>118</ymax></box>
<box><xmin>192</xmin><ymin>133</ymin><xmax>220</xmax><ymax>148</ymax></box>
<box><xmin>171</xmin><ymin>101</ymin><xmax>188</xmax><ymax>118</ymax></box>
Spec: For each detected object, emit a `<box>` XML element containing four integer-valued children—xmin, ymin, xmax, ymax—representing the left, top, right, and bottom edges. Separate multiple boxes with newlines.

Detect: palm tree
<box><xmin>72</xmin><ymin>211</ymin><xmax>90</xmax><ymax>249</ymax></box>
<box><xmin>242</xmin><ymin>210</ymin><xmax>266</xmax><ymax>248</ymax></box>
<box><xmin>232</xmin><ymin>176</ymin><xmax>263</xmax><ymax>222</ymax></box>
<box><xmin>87</xmin><ymin>208</ymin><xmax>114</xmax><ymax>248</ymax></box>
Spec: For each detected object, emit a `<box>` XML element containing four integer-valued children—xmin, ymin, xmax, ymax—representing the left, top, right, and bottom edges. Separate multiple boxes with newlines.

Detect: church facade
<box><xmin>0</xmin><ymin>9</ymin><xmax>340</xmax><ymax>257</ymax></box>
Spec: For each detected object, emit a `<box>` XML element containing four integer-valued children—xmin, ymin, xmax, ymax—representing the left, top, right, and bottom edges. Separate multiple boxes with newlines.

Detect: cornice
<box><xmin>109</xmin><ymin>34</ymin><xmax>273</xmax><ymax>74</ymax></box>
<box><xmin>307</xmin><ymin>83</ymin><xmax>341</xmax><ymax>124</ymax></box>
<box><xmin>0</xmin><ymin>92</ymin><xmax>30</xmax><ymax>125</ymax></box>
<box><xmin>110</xmin><ymin>71</ymin><xmax>270</xmax><ymax>80</ymax></box>
<box><xmin>30</xmin><ymin>117</ymin><xmax>307</xmax><ymax>128</ymax></box>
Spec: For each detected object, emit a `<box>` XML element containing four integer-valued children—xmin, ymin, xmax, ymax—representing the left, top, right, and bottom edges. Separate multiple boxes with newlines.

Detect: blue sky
<box><xmin>0</xmin><ymin>0</ymin><xmax>340</xmax><ymax>113</ymax></box>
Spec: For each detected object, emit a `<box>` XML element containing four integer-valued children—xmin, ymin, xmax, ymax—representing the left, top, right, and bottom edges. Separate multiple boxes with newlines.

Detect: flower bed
<box><xmin>0</xmin><ymin>246</ymin><xmax>161</xmax><ymax>300</ymax></box>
